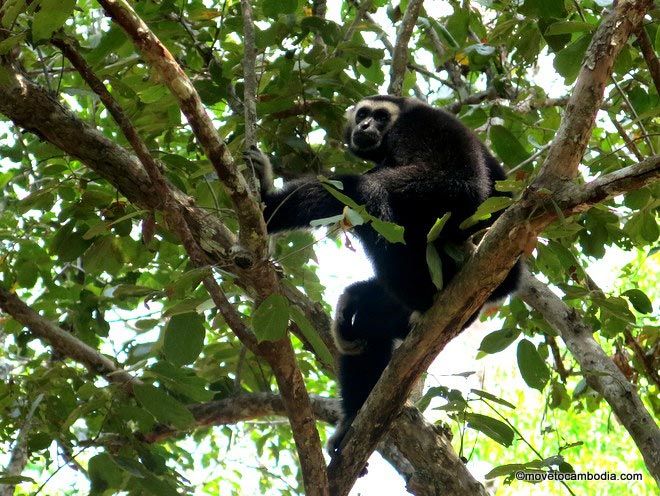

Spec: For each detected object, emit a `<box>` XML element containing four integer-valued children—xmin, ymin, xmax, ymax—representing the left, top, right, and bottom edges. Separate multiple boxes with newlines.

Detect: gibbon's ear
<box><xmin>344</xmin><ymin>104</ymin><xmax>356</xmax><ymax>123</ymax></box>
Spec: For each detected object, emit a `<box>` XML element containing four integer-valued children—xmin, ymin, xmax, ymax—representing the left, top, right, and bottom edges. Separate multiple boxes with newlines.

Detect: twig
<box><xmin>634</xmin><ymin>26</ymin><xmax>660</xmax><ymax>94</ymax></box>
<box><xmin>240</xmin><ymin>0</ymin><xmax>258</xmax><ymax>150</ymax></box>
<box><xmin>388</xmin><ymin>0</ymin><xmax>424</xmax><ymax>96</ymax></box>
<box><xmin>609</xmin><ymin>113</ymin><xmax>644</xmax><ymax>161</ymax></box>
<box><xmin>0</xmin><ymin>394</ymin><xmax>44</xmax><ymax>496</ymax></box>
<box><xmin>545</xmin><ymin>335</ymin><xmax>569</xmax><ymax>382</ymax></box>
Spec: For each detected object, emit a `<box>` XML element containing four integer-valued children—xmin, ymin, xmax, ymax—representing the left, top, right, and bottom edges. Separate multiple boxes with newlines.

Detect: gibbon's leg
<box><xmin>329</xmin><ymin>280</ymin><xmax>414</xmax><ymax>454</ymax></box>
<box><xmin>328</xmin><ymin>338</ymin><xmax>394</xmax><ymax>455</ymax></box>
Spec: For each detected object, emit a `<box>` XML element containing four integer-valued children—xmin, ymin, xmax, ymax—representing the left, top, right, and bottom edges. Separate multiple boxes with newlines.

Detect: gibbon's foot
<box><xmin>328</xmin><ymin>417</ymin><xmax>369</xmax><ymax>476</ymax></box>
<box><xmin>327</xmin><ymin>416</ymin><xmax>352</xmax><ymax>456</ymax></box>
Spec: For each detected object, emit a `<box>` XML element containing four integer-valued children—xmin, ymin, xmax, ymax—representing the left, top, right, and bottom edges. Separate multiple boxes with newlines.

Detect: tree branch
<box><xmin>0</xmin><ymin>394</ymin><xmax>43</xmax><ymax>496</ymax></box>
<box><xmin>327</xmin><ymin>2</ymin><xmax>653</xmax><ymax>492</ymax></box>
<box><xmin>0</xmin><ymin>287</ymin><xmax>137</xmax><ymax>389</ymax></box>
<box><xmin>518</xmin><ymin>271</ymin><xmax>660</xmax><ymax>485</ymax></box>
<box><xmin>240</xmin><ymin>0</ymin><xmax>258</xmax><ymax>150</ymax></box>
<box><xmin>146</xmin><ymin>394</ymin><xmax>485</xmax><ymax>496</ymax></box>
<box><xmin>535</xmin><ymin>0</ymin><xmax>652</xmax><ymax>188</ymax></box>
<box><xmin>634</xmin><ymin>26</ymin><xmax>660</xmax><ymax>94</ymax></box>
<box><xmin>388</xmin><ymin>0</ymin><xmax>424</xmax><ymax>96</ymax></box>
<box><xmin>96</xmin><ymin>0</ymin><xmax>267</xmax><ymax>258</ymax></box>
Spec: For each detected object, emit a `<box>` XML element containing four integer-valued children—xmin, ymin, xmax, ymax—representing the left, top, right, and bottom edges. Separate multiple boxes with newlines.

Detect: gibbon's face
<box><xmin>345</xmin><ymin>98</ymin><xmax>401</xmax><ymax>161</ymax></box>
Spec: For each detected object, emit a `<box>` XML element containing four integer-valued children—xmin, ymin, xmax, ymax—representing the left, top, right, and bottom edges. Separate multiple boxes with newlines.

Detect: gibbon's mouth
<box><xmin>351</xmin><ymin>130</ymin><xmax>381</xmax><ymax>150</ymax></box>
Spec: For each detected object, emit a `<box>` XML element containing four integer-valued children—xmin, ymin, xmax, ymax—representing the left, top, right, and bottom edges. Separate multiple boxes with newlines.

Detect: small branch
<box><xmin>545</xmin><ymin>335</ymin><xmax>569</xmax><ymax>382</ymax></box>
<box><xmin>0</xmin><ymin>287</ymin><xmax>137</xmax><ymax>389</ymax></box>
<box><xmin>240</xmin><ymin>0</ymin><xmax>258</xmax><ymax>150</ymax></box>
<box><xmin>0</xmin><ymin>394</ymin><xmax>44</xmax><ymax>496</ymax></box>
<box><xmin>343</xmin><ymin>0</ymin><xmax>373</xmax><ymax>43</ymax></box>
<box><xmin>388</xmin><ymin>0</ymin><xmax>424</xmax><ymax>96</ymax></box>
<box><xmin>557</xmin><ymin>154</ymin><xmax>660</xmax><ymax>215</ymax></box>
<box><xmin>609</xmin><ymin>114</ymin><xmax>644</xmax><ymax>161</ymax></box>
<box><xmin>635</xmin><ymin>26</ymin><xmax>660</xmax><ymax>93</ymax></box>
<box><xmin>50</xmin><ymin>36</ymin><xmax>261</xmax><ymax>352</ymax></box>
<box><xmin>444</xmin><ymin>87</ymin><xmax>498</xmax><ymax>114</ymax></box>
<box><xmin>622</xmin><ymin>326</ymin><xmax>660</xmax><ymax>389</ymax></box>
<box><xmin>518</xmin><ymin>272</ymin><xmax>660</xmax><ymax>485</ymax></box>
<box><xmin>145</xmin><ymin>394</ymin><xmax>484</xmax><ymax>496</ymax></box>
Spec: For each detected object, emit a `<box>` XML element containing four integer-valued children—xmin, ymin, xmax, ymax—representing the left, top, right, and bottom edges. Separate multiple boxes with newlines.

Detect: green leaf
<box><xmin>622</xmin><ymin>289</ymin><xmax>653</xmax><ymax>314</ymax></box>
<box><xmin>133</xmin><ymin>384</ymin><xmax>194</xmax><ymax>429</ymax></box>
<box><xmin>544</xmin><ymin>21</ymin><xmax>594</xmax><ymax>36</ymax></box>
<box><xmin>427</xmin><ymin>212</ymin><xmax>452</xmax><ymax>242</ymax></box>
<box><xmin>263</xmin><ymin>0</ymin><xmax>297</xmax><ymax>17</ymax></box>
<box><xmin>479</xmin><ymin>328</ymin><xmax>520</xmax><ymax>353</ymax></box>
<box><xmin>16</xmin><ymin>260</ymin><xmax>39</xmax><ymax>288</ymax></box>
<box><xmin>517</xmin><ymin>339</ymin><xmax>550</xmax><ymax>391</ymax></box>
<box><xmin>470</xmin><ymin>388</ymin><xmax>516</xmax><ymax>409</ymax></box>
<box><xmin>426</xmin><ymin>244</ymin><xmax>443</xmax><ymax>290</ymax></box>
<box><xmin>465</xmin><ymin>412</ymin><xmax>514</xmax><ymax>446</ymax></box>
<box><xmin>459</xmin><ymin>196</ymin><xmax>513</xmax><ymax>230</ymax></box>
<box><xmin>485</xmin><ymin>463</ymin><xmax>527</xmax><ymax>479</ymax></box>
<box><xmin>88</xmin><ymin>453</ymin><xmax>124</xmax><ymax>493</ymax></box>
<box><xmin>554</xmin><ymin>35</ymin><xmax>591</xmax><ymax>83</ymax></box>
<box><xmin>82</xmin><ymin>236</ymin><xmax>123</xmax><ymax>275</ymax></box>
<box><xmin>163</xmin><ymin>313</ymin><xmax>205</xmax><ymax>366</ymax></box>
<box><xmin>519</xmin><ymin>0</ymin><xmax>567</xmax><ymax>19</ymax></box>
<box><xmin>489</xmin><ymin>125</ymin><xmax>530</xmax><ymax>167</ymax></box>
<box><xmin>290</xmin><ymin>307</ymin><xmax>334</xmax><ymax>367</ymax></box>
<box><xmin>371</xmin><ymin>217</ymin><xmax>405</xmax><ymax>244</ymax></box>
<box><xmin>252</xmin><ymin>294</ymin><xmax>290</xmax><ymax>342</ymax></box>
<box><xmin>446</xmin><ymin>7</ymin><xmax>469</xmax><ymax>45</ymax></box>
<box><xmin>32</xmin><ymin>0</ymin><xmax>76</xmax><ymax>41</ymax></box>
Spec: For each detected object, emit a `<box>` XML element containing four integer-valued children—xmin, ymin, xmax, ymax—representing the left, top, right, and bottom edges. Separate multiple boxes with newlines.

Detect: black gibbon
<box><xmin>247</xmin><ymin>95</ymin><xmax>521</xmax><ymax>454</ymax></box>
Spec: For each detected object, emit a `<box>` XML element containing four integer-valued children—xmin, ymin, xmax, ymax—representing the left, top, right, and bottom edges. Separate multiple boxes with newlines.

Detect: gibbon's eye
<box><xmin>355</xmin><ymin>107</ymin><xmax>369</xmax><ymax>122</ymax></box>
<box><xmin>373</xmin><ymin>109</ymin><xmax>390</xmax><ymax>123</ymax></box>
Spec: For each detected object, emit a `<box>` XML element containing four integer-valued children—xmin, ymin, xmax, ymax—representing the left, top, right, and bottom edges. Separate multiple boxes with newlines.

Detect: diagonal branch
<box><xmin>0</xmin><ymin>287</ymin><xmax>137</xmax><ymax>389</ymax></box>
<box><xmin>50</xmin><ymin>30</ymin><xmax>328</xmax><ymax>494</ymax></box>
<box><xmin>96</xmin><ymin>0</ymin><xmax>267</xmax><ymax>258</ymax></box>
<box><xmin>327</xmin><ymin>1</ymin><xmax>653</xmax><ymax>493</ymax></box>
<box><xmin>634</xmin><ymin>26</ymin><xmax>660</xmax><ymax>94</ymax></box>
<box><xmin>388</xmin><ymin>0</ymin><xmax>424</xmax><ymax>95</ymax></box>
<box><xmin>518</xmin><ymin>271</ymin><xmax>660</xmax><ymax>485</ymax></box>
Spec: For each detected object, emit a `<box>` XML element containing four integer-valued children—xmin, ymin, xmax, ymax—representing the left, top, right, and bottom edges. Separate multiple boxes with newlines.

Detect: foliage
<box><xmin>0</xmin><ymin>0</ymin><xmax>657</xmax><ymax>495</ymax></box>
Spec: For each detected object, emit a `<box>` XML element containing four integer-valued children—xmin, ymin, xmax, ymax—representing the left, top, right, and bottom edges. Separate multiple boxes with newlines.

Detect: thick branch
<box><xmin>535</xmin><ymin>0</ymin><xmax>652</xmax><ymax>187</ymax></box>
<box><xmin>96</xmin><ymin>0</ymin><xmax>267</xmax><ymax>258</ymax></box>
<box><xmin>0</xmin><ymin>287</ymin><xmax>136</xmax><ymax>388</ymax></box>
<box><xmin>388</xmin><ymin>0</ymin><xmax>424</xmax><ymax>95</ymax></box>
<box><xmin>146</xmin><ymin>394</ymin><xmax>484</xmax><ymax>496</ymax></box>
<box><xmin>327</xmin><ymin>2</ymin><xmax>653</xmax><ymax>492</ymax></box>
<box><xmin>0</xmin><ymin>69</ymin><xmax>235</xmax><ymax>262</ymax></box>
<box><xmin>518</xmin><ymin>272</ymin><xmax>660</xmax><ymax>485</ymax></box>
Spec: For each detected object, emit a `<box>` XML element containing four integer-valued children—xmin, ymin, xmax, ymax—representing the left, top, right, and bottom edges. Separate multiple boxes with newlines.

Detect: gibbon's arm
<box><xmin>262</xmin><ymin>175</ymin><xmax>363</xmax><ymax>232</ymax></box>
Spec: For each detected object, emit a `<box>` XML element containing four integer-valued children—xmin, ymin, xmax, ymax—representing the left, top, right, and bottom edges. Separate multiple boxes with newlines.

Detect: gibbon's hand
<box><xmin>243</xmin><ymin>145</ymin><xmax>273</xmax><ymax>195</ymax></box>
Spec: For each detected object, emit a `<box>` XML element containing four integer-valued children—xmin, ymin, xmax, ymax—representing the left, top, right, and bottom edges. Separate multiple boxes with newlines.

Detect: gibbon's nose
<box><xmin>359</xmin><ymin>118</ymin><xmax>373</xmax><ymax>130</ymax></box>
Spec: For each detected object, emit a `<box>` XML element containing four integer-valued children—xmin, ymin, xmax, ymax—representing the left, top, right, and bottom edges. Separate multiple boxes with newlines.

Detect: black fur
<box><xmin>249</xmin><ymin>95</ymin><xmax>521</xmax><ymax>454</ymax></box>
